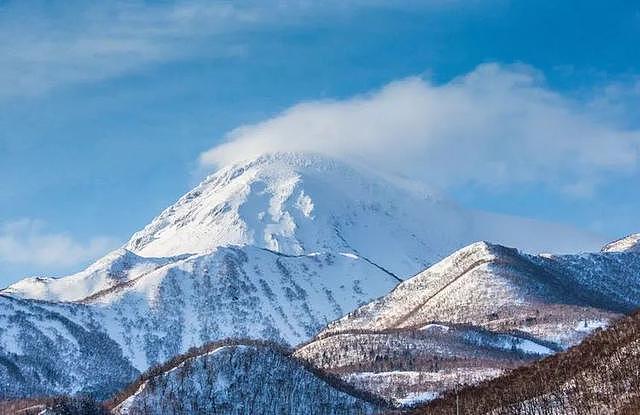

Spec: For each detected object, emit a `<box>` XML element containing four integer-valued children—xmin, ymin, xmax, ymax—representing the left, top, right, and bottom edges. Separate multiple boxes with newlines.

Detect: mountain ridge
<box><xmin>602</xmin><ymin>233</ymin><xmax>640</xmax><ymax>253</ymax></box>
<box><xmin>295</xmin><ymin>238</ymin><xmax>640</xmax><ymax>405</ymax></box>
<box><xmin>410</xmin><ymin>308</ymin><xmax>640</xmax><ymax>414</ymax></box>
<box><xmin>4</xmin><ymin>152</ymin><xmax>605</xmax><ymax>302</ymax></box>
<box><xmin>108</xmin><ymin>339</ymin><xmax>388</xmax><ymax>415</ymax></box>
<box><xmin>0</xmin><ymin>152</ymin><xmax>627</xmax><ymax>402</ymax></box>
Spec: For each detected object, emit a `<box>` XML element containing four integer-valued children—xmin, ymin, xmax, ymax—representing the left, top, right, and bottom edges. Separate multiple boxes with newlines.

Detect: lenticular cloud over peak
<box><xmin>200</xmin><ymin>63</ymin><xmax>640</xmax><ymax>194</ymax></box>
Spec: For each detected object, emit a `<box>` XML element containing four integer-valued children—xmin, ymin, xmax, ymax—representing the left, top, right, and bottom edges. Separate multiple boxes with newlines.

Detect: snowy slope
<box><xmin>601</xmin><ymin>233</ymin><xmax>640</xmax><ymax>253</ymax></box>
<box><xmin>294</xmin><ymin>324</ymin><xmax>554</xmax><ymax>405</ymax></box>
<box><xmin>5</xmin><ymin>152</ymin><xmax>602</xmax><ymax>304</ymax></box>
<box><xmin>298</xmin><ymin>240</ymin><xmax>640</xmax><ymax>406</ymax></box>
<box><xmin>0</xmin><ymin>152</ymin><xmax>617</xmax><ymax>399</ymax></box>
<box><xmin>2</xmin><ymin>249</ymin><xmax>188</xmax><ymax>302</ymax></box>
<box><xmin>122</xmin><ymin>153</ymin><xmax>602</xmax><ymax>273</ymax></box>
<box><xmin>411</xmin><ymin>310</ymin><xmax>640</xmax><ymax>415</ymax></box>
<box><xmin>0</xmin><ymin>295</ymin><xmax>138</xmax><ymax>399</ymax></box>
<box><xmin>85</xmin><ymin>246</ymin><xmax>398</xmax><ymax>369</ymax></box>
<box><xmin>320</xmin><ymin>241</ymin><xmax>640</xmax><ymax>345</ymax></box>
<box><xmin>111</xmin><ymin>341</ymin><xmax>382</xmax><ymax>415</ymax></box>
<box><xmin>0</xmin><ymin>246</ymin><xmax>397</xmax><ymax>395</ymax></box>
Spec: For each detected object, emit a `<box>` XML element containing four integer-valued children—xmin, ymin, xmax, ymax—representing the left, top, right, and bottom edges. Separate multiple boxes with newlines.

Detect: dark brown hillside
<box><xmin>0</xmin><ymin>396</ymin><xmax>107</xmax><ymax>415</ymax></box>
<box><xmin>409</xmin><ymin>309</ymin><xmax>640</xmax><ymax>415</ymax></box>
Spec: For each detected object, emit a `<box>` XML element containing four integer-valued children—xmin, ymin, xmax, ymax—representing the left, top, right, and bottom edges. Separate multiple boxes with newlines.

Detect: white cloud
<box><xmin>0</xmin><ymin>0</ymin><xmax>468</xmax><ymax>100</ymax></box>
<box><xmin>0</xmin><ymin>1</ymin><xmax>258</xmax><ymax>99</ymax></box>
<box><xmin>0</xmin><ymin>219</ymin><xmax>118</xmax><ymax>268</ymax></box>
<box><xmin>200</xmin><ymin>63</ymin><xmax>640</xmax><ymax>195</ymax></box>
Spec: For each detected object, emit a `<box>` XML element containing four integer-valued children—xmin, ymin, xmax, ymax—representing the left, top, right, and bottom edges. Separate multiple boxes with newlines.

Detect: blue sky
<box><xmin>1</xmin><ymin>0</ymin><xmax>639</xmax><ymax>286</ymax></box>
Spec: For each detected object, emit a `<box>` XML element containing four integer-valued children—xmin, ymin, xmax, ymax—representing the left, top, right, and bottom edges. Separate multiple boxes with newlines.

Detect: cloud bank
<box><xmin>0</xmin><ymin>219</ymin><xmax>118</xmax><ymax>269</ymax></box>
<box><xmin>200</xmin><ymin>63</ymin><xmax>640</xmax><ymax>195</ymax></box>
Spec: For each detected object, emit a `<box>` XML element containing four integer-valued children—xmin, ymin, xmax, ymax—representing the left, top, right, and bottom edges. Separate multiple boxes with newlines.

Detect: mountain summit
<box><xmin>601</xmin><ymin>233</ymin><xmax>640</xmax><ymax>253</ymax></box>
<box><xmin>125</xmin><ymin>152</ymin><xmax>451</xmax><ymax>277</ymax></box>
<box><xmin>0</xmin><ymin>152</ymin><xmax>612</xmax><ymax>399</ymax></box>
<box><xmin>7</xmin><ymin>152</ymin><xmax>603</xmax><ymax>302</ymax></box>
<box><xmin>123</xmin><ymin>151</ymin><xmax>602</xmax><ymax>275</ymax></box>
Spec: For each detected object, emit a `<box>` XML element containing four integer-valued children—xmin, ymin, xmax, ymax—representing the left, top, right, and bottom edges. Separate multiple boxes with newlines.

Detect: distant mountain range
<box><xmin>0</xmin><ymin>152</ymin><xmax>636</xmax><ymax>414</ymax></box>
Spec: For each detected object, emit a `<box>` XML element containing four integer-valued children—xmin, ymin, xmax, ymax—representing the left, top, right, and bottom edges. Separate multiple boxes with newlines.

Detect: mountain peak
<box><xmin>320</xmin><ymin>237</ymin><xmax>640</xmax><ymax>341</ymax></box>
<box><xmin>453</xmin><ymin>240</ymin><xmax>514</xmax><ymax>256</ymax></box>
<box><xmin>122</xmin><ymin>151</ymin><xmax>459</xmax><ymax>278</ymax></box>
<box><xmin>121</xmin><ymin>151</ymin><xmax>604</xmax><ymax>280</ymax></box>
<box><xmin>601</xmin><ymin>233</ymin><xmax>640</xmax><ymax>253</ymax></box>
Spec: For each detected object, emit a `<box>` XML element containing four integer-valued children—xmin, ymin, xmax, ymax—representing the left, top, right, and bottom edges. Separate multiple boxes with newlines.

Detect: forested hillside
<box><xmin>108</xmin><ymin>339</ymin><xmax>386</xmax><ymax>415</ymax></box>
<box><xmin>297</xmin><ymin>240</ymin><xmax>640</xmax><ymax>406</ymax></box>
<box><xmin>410</xmin><ymin>309</ymin><xmax>640</xmax><ymax>414</ymax></box>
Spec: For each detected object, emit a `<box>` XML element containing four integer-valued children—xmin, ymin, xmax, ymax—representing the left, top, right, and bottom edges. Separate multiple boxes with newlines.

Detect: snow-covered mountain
<box><xmin>2</xmin><ymin>249</ymin><xmax>188</xmax><ymax>302</ymax></box>
<box><xmin>320</xmin><ymin>241</ymin><xmax>640</xmax><ymax>340</ymax></box>
<box><xmin>0</xmin><ymin>245</ymin><xmax>397</xmax><ymax>398</ymax></box>
<box><xmin>110</xmin><ymin>340</ymin><xmax>383</xmax><ymax>415</ymax></box>
<box><xmin>601</xmin><ymin>233</ymin><xmax>640</xmax><ymax>253</ymax></box>
<box><xmin>85</xmin><ymin>246</ymin><xmax>398</xmax><ymax>369</ymax></box>
<box><xmin>295</xmin><ymin>239</ymin><xmax>640</xmax><ymax>405</ymax></box>
<box><xmin>122</xmin><ymin>153</ymin><xmax>604</xmax><ymax>265</ymax></box>
<box><xmin>0</xmin><ymin>295</ymin><xmax>138</xmax><ymax>399</ymax></box>
<box><xmin>0</xmin><ymin>152</ymin><xmax>619</xmax><ymax>400</ymax></box>
<box><xmin>4</xmin><ymin>152</ymin><xmax>602</xmax><ymax>302</ymax></box>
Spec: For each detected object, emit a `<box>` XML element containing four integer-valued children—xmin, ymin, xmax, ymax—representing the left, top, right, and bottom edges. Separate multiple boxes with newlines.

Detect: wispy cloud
<box><xmin>0</xmin><ymin>219</ymin><xmax>118</xmax><ymax>268</ymax></box>
<box><xmin>0</xmin><ymin>1</ymin><xmax>259</xmax><ymax>99</ymax></box>
<box><xmin>200</xmin><ymin>63</ymin><xmax>640</xmax><ymax>196</ymax></box>
<box><xmin>0</xmin><ymin>0</ymin><xmax>468</xmax><ymax>100</ymax></box>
